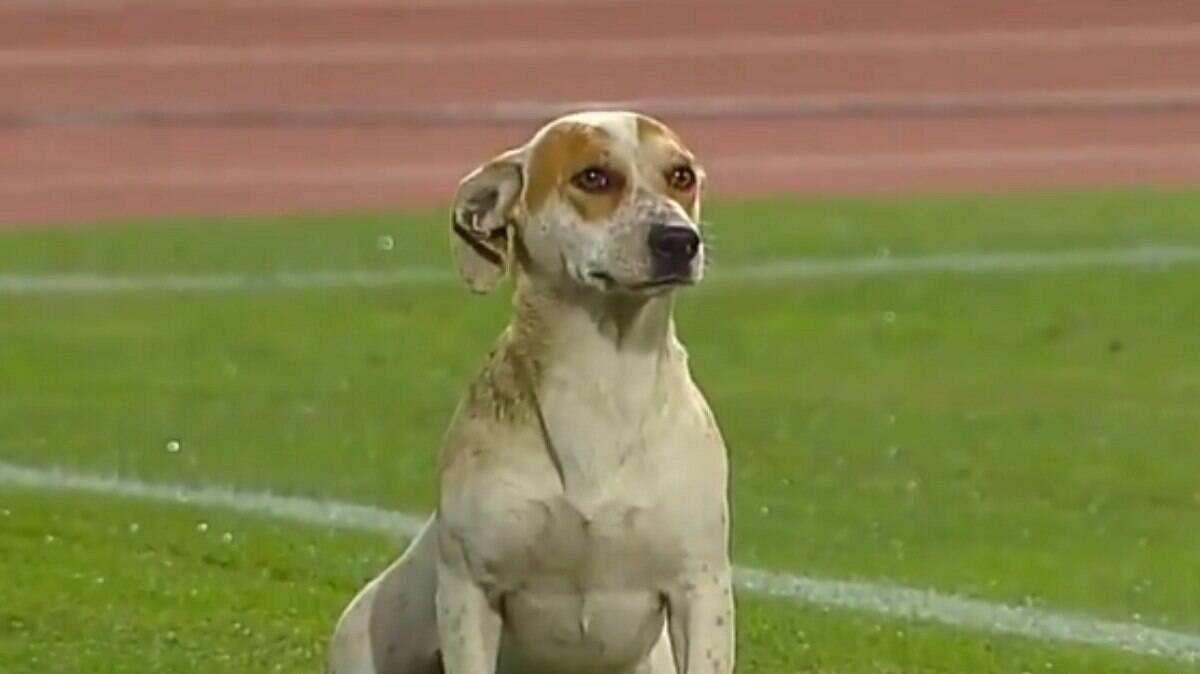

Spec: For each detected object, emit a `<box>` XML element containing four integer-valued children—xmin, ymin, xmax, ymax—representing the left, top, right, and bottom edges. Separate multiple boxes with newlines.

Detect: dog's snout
<box><xmin>648</xmin><ymin>224</ymin><xmax>700</xmax><ymax>268</ymax></box>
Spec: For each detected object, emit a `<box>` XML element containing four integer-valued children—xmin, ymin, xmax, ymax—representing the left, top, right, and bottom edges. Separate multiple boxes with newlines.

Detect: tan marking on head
<box><xmin>523</xmin><ymin>120</ymin><xmax>628</xmax><ymax>223</ymax></box>
<box><xmin>636</xmin><ymin>115</ymin><xmax>702</xmax><ymax>215</ymax></box>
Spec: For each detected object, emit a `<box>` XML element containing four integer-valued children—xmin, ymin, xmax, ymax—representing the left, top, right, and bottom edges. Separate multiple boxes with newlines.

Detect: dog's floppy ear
<box><xmin>450</xmin><ymin>147</ymin><xmax>525</xmax><ymax>293</ymax></box>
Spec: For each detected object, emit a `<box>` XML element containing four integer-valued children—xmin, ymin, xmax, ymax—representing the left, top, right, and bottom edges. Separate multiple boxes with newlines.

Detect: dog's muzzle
<box><xmin>648</xmin><ymin>224</ymin><xmax>701</xmax><ymax>278</ymax></box>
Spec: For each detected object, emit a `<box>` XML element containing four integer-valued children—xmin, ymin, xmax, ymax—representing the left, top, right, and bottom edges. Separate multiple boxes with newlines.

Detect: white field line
<box><xmin>0</xmin><ymin>460</ymin><xmax>427</xmax><ymax>534</ymax></box>
<box><xmin>0</xmin><ymin>269</ymin><xmax>454</xmax><ymax>294</ymax></box>
<box><xmin>721</xmin><ymin>246</ymin><xmax>1200</xmax><ymax>281</ymax></box>
<box><xmin>1</xmin><ymin>459</ymin><xmax>1198</xmax><ymax>664</ymax></box>
<box><xmin>5</xmin><ymin>25</ymin><xmax>1200</xmax><ymax>67</ymax></box>
<box><xmin>6</xmin><ymin>143</ymin><xmax>1200</xmax><ymax>196</ymax></box>
<box><xmin>714</xmin><ymin>144</ymin><xmax>1200</xmax><ymax>173</ymax></box>
<box><xmin>2</xmin><ymin>246</ymin><xmax>1200</xmax><ymax>296</ymax></box>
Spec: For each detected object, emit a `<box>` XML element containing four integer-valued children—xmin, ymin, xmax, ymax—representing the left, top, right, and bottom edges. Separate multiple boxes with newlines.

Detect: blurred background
<box><xmin>3</xmin><ymin>2</ymin><xmax>1200</xmax><ymax>674</ymax></box>
<box><xmin>4</xmin><ymin>0</ymin><xmax>1200</xmax><ymax>223</ymax></box>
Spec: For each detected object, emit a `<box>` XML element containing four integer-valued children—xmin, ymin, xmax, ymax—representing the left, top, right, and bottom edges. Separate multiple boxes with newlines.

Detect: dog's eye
<box><xmin>571</xmin><ymin>167</ymin><xmax>614</xmax><ymax>193</ymax></box>
<box><xmin>668</xmin><ymin>166</ymin><xmax>697</xmax><ymax>191</ymax></box>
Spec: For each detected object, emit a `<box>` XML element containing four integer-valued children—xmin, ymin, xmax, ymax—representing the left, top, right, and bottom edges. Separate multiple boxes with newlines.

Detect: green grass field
<box><xmin>3</xmin><ymin>189</ymin><xmax>1200</xmax><ymax>673</ymax></box>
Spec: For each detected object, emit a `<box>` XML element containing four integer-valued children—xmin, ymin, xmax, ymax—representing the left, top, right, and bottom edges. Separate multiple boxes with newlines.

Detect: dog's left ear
<box><xmin>450</xmin><ymin>147</ymin><xmax>525</xmax><ymax>293</ymax></box>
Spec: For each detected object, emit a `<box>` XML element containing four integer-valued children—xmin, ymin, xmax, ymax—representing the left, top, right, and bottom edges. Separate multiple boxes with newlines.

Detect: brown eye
<box><xmin>571</xmin><ymin>166</ymin><xmax>613</xmax><ymax>193</ymax></box>
<box><xmin>668</xmin><ymin>165</ymin><xmax>697</xmax><ymax>191</ymax></box>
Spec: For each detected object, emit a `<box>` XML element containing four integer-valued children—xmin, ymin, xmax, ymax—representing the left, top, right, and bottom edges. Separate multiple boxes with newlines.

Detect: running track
<box><xmin>3</xmin><ymin>0</ymin><xmax>1200</xmax><ymax>225</ymax></box>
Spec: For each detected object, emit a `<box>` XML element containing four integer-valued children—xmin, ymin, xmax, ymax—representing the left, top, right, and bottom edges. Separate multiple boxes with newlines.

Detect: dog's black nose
<box><xmin>648</xmin><ymin>225</ymin><xmax>701</xmax><ymax>268</ymax></box>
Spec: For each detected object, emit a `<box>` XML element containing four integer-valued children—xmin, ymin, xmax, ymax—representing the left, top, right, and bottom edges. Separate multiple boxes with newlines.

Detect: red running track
<box><xmin>2</xmin><ymin>0</ymin><xmax>1200</xmax><ymax>226</ymax></box>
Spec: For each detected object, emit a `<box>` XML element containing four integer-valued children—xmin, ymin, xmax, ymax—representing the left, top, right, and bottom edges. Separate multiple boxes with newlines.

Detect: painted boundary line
<box><xmin>0</xmin><ymin>268</ymin><xmax>453</xmax><ymax>294</ymax></box>
<box><xmin>2</xmin><ymin>245</ymin><xmax>1199</xmax><ymax>295</ymax></box>
<box><xmin>724</xmin><ymin>245</ymin><xmax>1200</xmax><ymax>280</ymax></box>
<box><xmin>6</xmin><ymin>25</ymin><xmax>1200</xmax><ymax>67</ymax></box>
<box><xmin>1</xmin><ymin>460</ymin><xmax>1198</xmax><ymax>664</ymax></box>
<box><xmin>5</xmin><ymin>89</ymin><xmax>1200</xmax><ymax>128</ymax></box>
<box><xmin>0</xmin><ymin>460</ymin><xmax>427</xmax><ymax>535</ymax></box>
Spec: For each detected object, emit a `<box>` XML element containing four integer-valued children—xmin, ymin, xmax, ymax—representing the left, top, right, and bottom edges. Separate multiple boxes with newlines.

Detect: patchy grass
<box><xmin>2</xmin><ymin>189</ymin><xmax>1199</xmax><ymax>672</ymax></box>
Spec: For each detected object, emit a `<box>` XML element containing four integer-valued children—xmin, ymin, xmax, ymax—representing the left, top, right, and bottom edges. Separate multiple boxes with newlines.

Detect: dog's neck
<box><xmin>510</xmin><ymin>274</ymin><xmax>683</xmax><ymax>397</ymax></box>
<box><xmin>513</xmin><ymin>277</ymin><xmax>677</xmax><ymax>355</ymax></box>
<box><xmin>508</xmin><ymin>276</ymin><xmax>685</xmax><ymax>506</ymax></box>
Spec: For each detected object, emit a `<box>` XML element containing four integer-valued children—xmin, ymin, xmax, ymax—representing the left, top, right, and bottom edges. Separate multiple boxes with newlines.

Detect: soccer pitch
<box><xmin>2</xmin><ymin>189</ymin><xmax>1200</xmax><ymax>673</ymax></box>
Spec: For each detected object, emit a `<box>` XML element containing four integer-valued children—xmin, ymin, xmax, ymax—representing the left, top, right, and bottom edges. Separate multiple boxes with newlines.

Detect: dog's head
<box><xmin>450</xmin><ymin>111</ymin><xmax>705</xmax><ymax>295</ymax></box>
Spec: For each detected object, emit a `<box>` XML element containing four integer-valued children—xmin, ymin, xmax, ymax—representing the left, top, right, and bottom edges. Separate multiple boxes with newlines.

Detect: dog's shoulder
<box><xmin>437</xmin><ymin>327</ymin><xmax>543</xmax><ymax>481</ymax></box>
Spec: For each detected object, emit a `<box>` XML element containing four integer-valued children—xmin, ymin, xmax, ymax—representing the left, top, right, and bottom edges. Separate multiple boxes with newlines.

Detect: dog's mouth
<box><xmin>632</xmin><ymin>275</ymin><xmax>695</xmax><ymax>290</ymax></box>
<box><xmin>588</xmin><ymin>271</ymin><xmax>695</xmax><ymax>292</ymax></box>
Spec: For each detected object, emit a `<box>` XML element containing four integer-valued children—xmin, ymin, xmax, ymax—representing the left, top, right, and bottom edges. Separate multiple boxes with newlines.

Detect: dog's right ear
<box><xmin>450</xmin><ymin>147</ymin><xmax>525</xmax><ymax>293</ymax></box>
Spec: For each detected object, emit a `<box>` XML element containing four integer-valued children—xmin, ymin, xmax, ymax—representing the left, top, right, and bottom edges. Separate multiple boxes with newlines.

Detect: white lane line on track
<box><xmin>7</xmin><ymin>89</ymin><xmax>1200</xmax><ymax>127</ymax></box>
<box><xmin>5</xmin><ymin>25</ymin><xmax>1200</xmax><ymax>67</ymax></box>
<box><xmin>5</xmin><ymin>142</ymin><xmax>1200</xmax><ymax>196</ymax></box>
<box><xmin>0</xmin><ymin>164</ymin><xmax>464</xmax><ymax>193</ymax></box>
<box><xmin>1</xmin><ymin>459</ymin><xmax>1198</xmax><ymax>664</ymax></box>
<box><xmin>2</xmin><ymin>246</ymin><xmax>1199</xmax><ymax>295</ymax></box>
<box><xmin>0</xmin><ymin>0</ymin><xmax>630</xmax><ymax>11</ymax></box>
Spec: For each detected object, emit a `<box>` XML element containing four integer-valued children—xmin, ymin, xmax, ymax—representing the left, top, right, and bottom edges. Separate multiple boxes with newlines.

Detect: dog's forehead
<box><xmin>546</xmin><ymin>111</ymin><xmax>638</xmax><ymax>149</ymax></box>
<box><xmin>529</xmin><ymin>111</ymin><xmax>691</xmax><ymax>161</ymax></box>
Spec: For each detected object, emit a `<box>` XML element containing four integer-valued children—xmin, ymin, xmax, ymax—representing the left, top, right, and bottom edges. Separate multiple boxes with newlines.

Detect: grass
<box><xmin>2</xmin><ymin>188</ymin><xmax>1200</xmax><ymax>672</ymax></box>
<box><xmin>3</xmin><ymin>491</ymin><xmax>1187</xmax><ymax>674</ymax></box>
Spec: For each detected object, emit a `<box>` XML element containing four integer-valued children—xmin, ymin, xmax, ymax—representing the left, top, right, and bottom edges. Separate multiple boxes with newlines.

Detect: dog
<box><xmin>327</xmin><ymin>111</ymin><xmax>734</xmax><ymax>674</ymax></box>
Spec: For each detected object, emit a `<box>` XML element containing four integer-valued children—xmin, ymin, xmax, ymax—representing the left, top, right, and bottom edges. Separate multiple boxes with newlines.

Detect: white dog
<box><xmin>328</xmin><ymin>111</ymin><xmax>734</xmax><ymax>674</ymax></box>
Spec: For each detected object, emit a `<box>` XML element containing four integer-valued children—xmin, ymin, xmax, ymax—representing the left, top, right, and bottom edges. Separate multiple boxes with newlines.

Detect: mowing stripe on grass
<box><xmin>2</xmin><ymin>460</ymin><xmax>1198</xmax><ymax>664</ymax></box>
<box><xmin>2</xmin><ymin>245</ymin><xmax>1200</xmax><ymax>295</ymax></box>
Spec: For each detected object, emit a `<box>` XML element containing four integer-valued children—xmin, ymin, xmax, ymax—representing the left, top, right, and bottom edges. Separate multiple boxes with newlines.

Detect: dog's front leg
<box><xmin>666</xmin><ymin>566</ymin><xmax>735</xmax><ymax>674</ymax></box>
<box><xmin>436</xmin><ymin>538</ymin><xmax>501</xmax><ymax>674</ymax></box>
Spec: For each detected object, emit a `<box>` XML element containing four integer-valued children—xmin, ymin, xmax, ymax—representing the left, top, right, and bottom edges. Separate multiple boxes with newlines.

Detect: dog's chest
<box><xmin>466</xmin><ymin>365</ymin><xmax>714</xmax><ymax>589</ymax></box>
<box><xmin>475</xmin><ymin>453</ymin><xmax>684</xmax><ymax>591</ymax></box>
<box><xmin>478</xmin><ymin>475</ymin><xmax>681</xmax><ymax>673</ymax></box>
